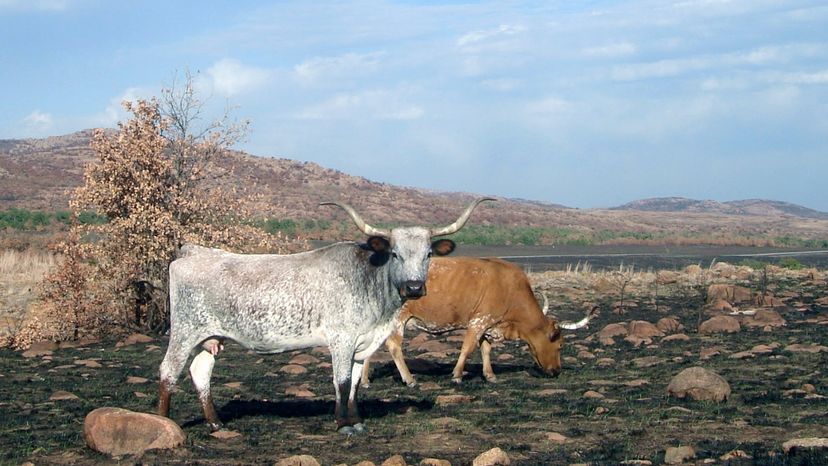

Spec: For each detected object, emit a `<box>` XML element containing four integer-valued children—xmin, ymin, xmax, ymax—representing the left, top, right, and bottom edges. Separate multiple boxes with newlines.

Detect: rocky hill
<box><xmin>2</xmin><ymin>131</ymin><xmax>827</xmax><ymax>244</ymax></box>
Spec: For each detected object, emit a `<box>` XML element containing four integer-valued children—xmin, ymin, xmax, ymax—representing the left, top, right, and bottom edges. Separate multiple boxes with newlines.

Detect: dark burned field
<box><xmin>1</xmin><ymin>278</ymin><xmax>827</xmax><ymax>465</ymax></box>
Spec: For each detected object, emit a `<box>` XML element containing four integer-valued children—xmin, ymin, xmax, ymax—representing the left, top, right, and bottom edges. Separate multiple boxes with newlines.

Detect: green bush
<box><xmin>777</xmin><ymin>257</ymin><xmax>804</xmax><ymax>270</ymax></box>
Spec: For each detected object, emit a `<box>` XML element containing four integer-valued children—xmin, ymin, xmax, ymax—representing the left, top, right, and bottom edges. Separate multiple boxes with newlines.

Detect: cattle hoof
<box><xmin>337</xmin><ymin>424</ymin><xmax>363</xmax><ymax>436</ymax></box>
<box><xmin>360</xmin><ymin>381</ymin><xmax>371</xmax><ymax>389</ymax></box>
<box><xmin>485</xmin><ymin>375</ymin><xmax>498</xmax><ymax>383</ymax></box>
<box><xmin>208</xmin><ymin>422</ymin><xmax>224</xmax><ymax>432</ymax></box>
<box><xmin>451</xmin><ymin>377</ymin><xmax>463</xmax><ymax>384</ymax></box>
<box><xmin>406</xmin><ymin>380</ymin><xmax>418</xmax><ymax>388</ymax></box>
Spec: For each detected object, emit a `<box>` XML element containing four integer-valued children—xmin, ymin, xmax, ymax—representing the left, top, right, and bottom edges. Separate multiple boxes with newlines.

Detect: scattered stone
<box><xmin>21</xmin><ymin>341</ymin><xmax>58</xmax><ymax>358</ymax></box>
<box><xmin>134</xmin><ymin>392</ymin><xmax>148</xmax><ymax>398</ymax></box>
<box><xmin>662</xmin><ymin>333</ymin><xmax>690</xmax><ymax>342</ymax></box>
<box><xmin>274</xmin><ymin>455</ymin><xmax>321</xmax><ymax>466</ymax></box>
<box><xmin>707</xmin><ymin>284</ymin><xmax>752</xmax><ymax>304</ymax></box>
<box><xmin>628</xmin><ymin>320</ymin><xmax>664</xmax><ymax>338</ymax></box>
<box><xmin>546</xmin><ymin>432</ymin><xmax>567</xmax><ymax>443</ymax></box>
<box><xmin>354</xmin><ymin>462</ymin><xmax>376</xmax><ymax>466</ymax></box>
<box><xmin>537</xmin><ymin>388</ymin><xmax>568</xmax><ymax>396</ymax></box>
<box><xmin>210</xmin><ymin>430</ymin><xmax>242</xmax><ymax>440</ymax></box>
<box><xmin>577</xmin><ymin>350</ymin><xmax>595</xmax><ymax>359</ymax></box>
<box><xmin>116</xmin><ymin>333</ymin><xmax>154</xmax><ymax>347</ymax></box>
<box><xmin>597</xmin><ymin>358</ymin><xmax>615</xmax><ymax>367</ymax></box>
<box><xmin>496</xmin><ymin>353</ymin><xmax>514</xmax><ymax>361</ymax></box>
<box><xmin>730</xmin><ymin>351</ymin><xmax>755</xmax><ymax>359</ymax></box>
<box><xmin>583</xmin><ymin>390</ymin><xmax>604</xmax><ymax>399</ymax></box>
<box><xmin>782</xmin><ymin>437</ymin><xmax>828</xmax><ymax>454</ymax></box>
<box><xmin>749</xmin><ymin>344</ymin><xmax>776</xmax><ymax>355</ymax></box>
<box><xmin>632</xmin><ymin>356</ymin><xmax>665</xmax><ymax>368</ymax></box>
<box><xmin>802</xmin><ymin>383</ymin><xmax>816</xmax><ymax>394</ymax></box>
<box><xmin>74</xmin><ymin>359</ymin><xmax>103</xmax><ymax>368</ymax></box>
<box><xmin>223</xmin><ymin>382</ymin><xmax>242</xmax><ymax>389</ymax></box>
<box><xmin>84</xmin><ymin>407</ymin><xmax>185</xmax><ymax>456</ymax></box>
<box><xmin>699</xmin><ymin>315</ymin><xmax>741</xmax><ymax>334</ymax></box>
<box><xmin>280</xmin><ymin>364</ymin><xmax>309</xmax><ymax>375</ymax></box>
<box><xmin>720</xmin><ymin>450</ymin><xmax>751</xmax><ymax>460</ymax></box>
<box><xmin>594</xmin><ymin>406</ymin><xmax>609</xmax><ymax>415</ymax></box>
<box><xmin>436</xmin><ymin>394</ymin><xmax>474</xmax><ymax>406</ymax></box>
<box><xmin>49</xmin><ymin>390</ymin><xmax>80</xmax><ymax>401</ymax></box>
<box><xmin>656</xmin><ymin>317</ymin><xmax>684</xmax><ymax>334</ymax></box>
<box><xmin>706</xmin><ymin>299</ymin><xmax>734</xmax><ymax>314</ymax></box>
<box><xmin>285</xmin><ymin>386</ymin><xmax>316</xmax><ymax>398</ymax></box>
<box><xmin>624</xmin><ymin>379</ymin><xmax>650</xmax><ymax>387</ymax></box>
<box><xmin>699</xmin><ymin>347</ymin><xmax>723</xmax><ymax>360</ymax></box>
<box><xmin>288</xmin><ymin>354</ymin><xmax>321</xmax><ymax>365</ymax></box>
<box><xmin>664</xmin><ymin>446</ymin><xmax>695</xmax><ymax>464</ymax></box>
<box><xmin>126</xmin><ymin>376</ymin><xmax>149</xmax><ymax>384</ymax></box>
<box><xmin>598</xmin><ymin>323</ymin><xmax>628</xmax><ymax>345</ymax></box>
<box><xmin>743</xmin><ymin>309</ymin><xmax>786</xmax><ymax>328</ymax></box>
<box><xmin>420</xmin><ymin>458</ymin><xmax>451</xmax><ymax>466</ymax></box>
<box><xmin>473</xmin><ymin>447</ymin><xmax>510</xmax><ymax>466</ymax></box>
<box><xmin>784</xmin><ymin>343</ymin><xmax>828</xmax><ymax>353</ymax></box>
<box><xmin>418</xmin><ymin>382</ymin><xmax>442</xmax><ymax>391</ymax></box>
<box><xmin>381</xmin><ymin>454</ymin><xmax>407</xmax><ymax>466</ymax></box>
<box><xmin>685</xmin><ymin>264</ymin><xmax>702</xmax><ymax>275</ymax></box>
<box><xmin>667</xmin><ymin>367</ymin><xmax>730</xmax><ymax>402</ymax></box>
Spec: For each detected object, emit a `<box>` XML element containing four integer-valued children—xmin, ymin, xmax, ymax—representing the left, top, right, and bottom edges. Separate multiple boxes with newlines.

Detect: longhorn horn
<box><xmin>559</xmin><ymin>305</ymin><xmax>599</xmax><ymax>330</ymax></box>
<box><xmin>430</xmin><ymin>197</ymin><xmax>496</xmax><ymax>237</ymax></box>
<box><xmin>539</xmin><ymin>291</ymin><xmax>550</xmax><ymax>316</ymax></box>
<box><xmin>320</xmin><ymin>202</ymin><xmax>391</xmax><ymax>237</ymax></box>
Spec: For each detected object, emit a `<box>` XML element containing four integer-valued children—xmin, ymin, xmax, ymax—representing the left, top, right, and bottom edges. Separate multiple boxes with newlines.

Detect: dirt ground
<box><xmin>0</xmin><ymin>270</ymin><xmax>826</xmax><ymax>465</ymax></box>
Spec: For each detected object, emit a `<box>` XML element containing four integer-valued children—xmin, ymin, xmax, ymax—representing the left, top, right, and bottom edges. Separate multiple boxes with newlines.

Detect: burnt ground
<box><xmin>0</xmin><ymin>279</ymin><xmax>826</xmax><ymax>465</ymax></box>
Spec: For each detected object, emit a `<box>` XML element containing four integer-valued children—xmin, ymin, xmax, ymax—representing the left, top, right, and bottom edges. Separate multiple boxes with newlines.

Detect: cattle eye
<box><xmin>427</xmin><ymin>250</ymin><xmax>433</xmax><ymax>258</ymax></box>
<box><xmin>391</xmin><ymin>251</ymin><xmax>399</xmax><ymax>260</ymax></box>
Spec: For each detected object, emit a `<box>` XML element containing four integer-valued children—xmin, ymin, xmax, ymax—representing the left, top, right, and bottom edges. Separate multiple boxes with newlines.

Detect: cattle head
<box><xmin>526</xmin><ymin>299</ymin><xmax>598</xmax><ymax>377</ymax></box>
<box><xmin>322</xmin><ymin>198</ymin><xmax>495</xmax><ymax>300</ymax></box>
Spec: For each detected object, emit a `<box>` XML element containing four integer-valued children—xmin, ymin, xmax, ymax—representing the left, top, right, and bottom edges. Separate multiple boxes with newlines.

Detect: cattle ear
<box><xmin>431</xmin><ymin>239</ymin><xmax>456</xmax><ymax>256</ymax></box>
<box><xmin>548</xmin><ymin>320</ymin><xmax>561</xmax><ymax>341</ymax></box>
<box><xmin>366</xmin><ymin>236</ymin><xmax>391</xmax><ymax>253</ymax></box>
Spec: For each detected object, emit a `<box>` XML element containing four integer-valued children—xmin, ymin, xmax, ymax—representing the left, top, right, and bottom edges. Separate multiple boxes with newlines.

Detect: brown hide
<box><xmin>367</xmin><ymin>256</ymin><xmax>562</xmax><ymax>385</ymax></box>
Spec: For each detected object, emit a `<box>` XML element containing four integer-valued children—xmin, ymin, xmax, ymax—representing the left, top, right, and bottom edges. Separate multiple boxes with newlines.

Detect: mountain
<box><xmin>613</xmin><ymin>197</ymin><xmax>828</xmax><ymax>220</ymax></box>
<box><xmin>2</xmin><ymin>131</ymin><xmax>827</xmax><ymax>245</ymax></box>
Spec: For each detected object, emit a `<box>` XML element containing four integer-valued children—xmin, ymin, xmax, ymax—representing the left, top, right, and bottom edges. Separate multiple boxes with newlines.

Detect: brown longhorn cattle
<box><xmin>361</xmin><ymin>256</ymin><xmax>595</xmax><ymax>386</ymax></box>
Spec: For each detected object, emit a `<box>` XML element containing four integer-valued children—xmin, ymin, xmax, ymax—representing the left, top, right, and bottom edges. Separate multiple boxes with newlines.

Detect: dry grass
<box><xmin>0</xmin><ymin>248</ymin><xmax>60</xmax><ymax>344</ymax></box>
<box><xmin>0</xmin><ymin>248</ymin><xmax>58</xmax><ymax>279</ymax></box>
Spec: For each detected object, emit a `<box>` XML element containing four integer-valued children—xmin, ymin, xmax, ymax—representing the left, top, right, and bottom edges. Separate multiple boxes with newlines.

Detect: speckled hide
<box><xmin>157</xmin><ymin>198</ymin><xmax>494</xmax><ymax>434</ymax></box>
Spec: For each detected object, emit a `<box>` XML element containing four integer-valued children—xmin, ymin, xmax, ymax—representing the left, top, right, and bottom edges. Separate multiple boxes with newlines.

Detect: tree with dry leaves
<box><xmin>13</xmin><ymin>81</ymin><xmax>295</xmax><ymax>347</ymax></box>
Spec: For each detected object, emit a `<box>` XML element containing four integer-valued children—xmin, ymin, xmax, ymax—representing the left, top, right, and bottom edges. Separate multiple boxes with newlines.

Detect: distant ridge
<box><xmin>612</xmin><ymin>197</ymin><xmax>828</xmax><ymax>220</ymax></box>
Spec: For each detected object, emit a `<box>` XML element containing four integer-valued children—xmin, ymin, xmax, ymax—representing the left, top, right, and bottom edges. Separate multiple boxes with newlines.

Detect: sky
<box><xmin>2</xmin><ymin>1</ymin><xmax>827</xmax><ymax>211</ymax></box>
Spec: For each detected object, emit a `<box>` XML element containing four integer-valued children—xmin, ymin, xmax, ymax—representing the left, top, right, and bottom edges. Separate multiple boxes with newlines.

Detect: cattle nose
<box><xmin>402</xmin><ymin>280</ymin><xmax>426</xmax><ymax>298</ymax></box>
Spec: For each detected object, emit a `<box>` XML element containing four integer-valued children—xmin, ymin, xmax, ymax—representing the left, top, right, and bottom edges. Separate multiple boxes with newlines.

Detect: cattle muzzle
<box><xmin>531</xmin><ymin>366</ymin><xmax>562</xmax><ymax>378</ymax></box>
<box><xmin>400</xmin><ymin>280</ymin><xmax>426</xmax><ymax>299</ymax></box>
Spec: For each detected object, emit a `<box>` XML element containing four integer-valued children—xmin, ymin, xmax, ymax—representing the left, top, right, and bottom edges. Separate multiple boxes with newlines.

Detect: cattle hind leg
<box><xmin>158</xmin><ymin>334</ymin><xmax>200</xmax><ymax>419</ymax></box>
<box><xmin>480</xmin><ymin>337</ymin><xmax>497</xmax><ymax>383</ymax></box>
<box><xmin>190</xmin><ymin>350</ymin><xmax>222</xmax><ymax>431</ymax></box>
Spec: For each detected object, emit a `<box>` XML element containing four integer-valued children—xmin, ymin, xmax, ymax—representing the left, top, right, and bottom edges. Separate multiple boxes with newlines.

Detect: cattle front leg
<box><xmin>331</xmin><ymin>345</ymin><xmax>364</xmax><ymax>434</ymax></box>
<box><xmin>480</xmin><ymin>337</ymin><xmax>497</xmax><ymax>383</ymax></box>
<box><xmin>452</xmin><ymin>329</ymin><xmax>481</xmax><ymax>383</ymax></box>
<box><xmin>190</xmin><ymin>350</ymin><xmax>222</xmax><ymax>431</ymax></box>
<box><xmin>385</xmin><ymin>331</ymin><xmax>416</xmax><ymax>387</ymax></box>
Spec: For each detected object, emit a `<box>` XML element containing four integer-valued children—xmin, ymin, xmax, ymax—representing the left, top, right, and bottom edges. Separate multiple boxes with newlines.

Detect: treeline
<box><xmin>3</xmin><ymin>208</ymin><xmax>827</xmax><ymax>248</ymax></box>
<box><xmin>0</xmin><ymin>208</ymin><xmax>107</xmax><ymax>230</ymax></box>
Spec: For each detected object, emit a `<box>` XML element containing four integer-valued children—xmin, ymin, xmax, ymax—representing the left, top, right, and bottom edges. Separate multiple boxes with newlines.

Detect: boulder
<box><xmin>667</xmin><ymin>367</ymin><xmax>730</xmax><ymax>402</ymax></box>
<box><xmin>707</xmin><ymin>284</ymin><xmax>752</xmax><ymax>304</ymax></box>
<box><xmin>116</xmin><ymin>333</ymin><xmax>154</xmax><ymax>347</ymax></box>
<box><xmin>664</xmin><ymin>446</ymin><xmax>696</xmax><ymax>464</ymax></box>
<box><xmin>743</xmin><ymin>309</ymin><xmax>786</xmax><ymax>328</ymax></box>
<box><xmin>656</xmin><ymin>317</ymin><xmax>684</xmax><ymax>334</ymax></box>
<box><xmin>21</xmin><ymin>341</ymin><xmax>58</xmax><ymax>358</ymax></box>
<box><xmin>473</xmin><ymin>447</ymin><xmax>510</xmax><ymax>466</ymax></box>
<box><xmin>628</xmin><ymin>321</ymin><xmax>664</xmax><ymax>339</ymax></box>
<box><xmin>782</xmin><ymin>437</ymin><xmax>828</xmax><ymax>454</ymax></box>
<box><xmin>274</xmin><ymin>455</ymin><xmax>322</xmax><ymax>466</ymax></box>
<box><xmin>381</xmin><ymin>455</ymin><xmax>407</xmax><ymax>466</ymax></box>
<box><xmin>699</xmin><ymin>315</ymin><xmax>741</xmax><ymax>334</ymax></box>
<box><xmin>419</xmin><ymin>459</ymin><xmax>451</xmax><ymax>466</ymax></box>
<box><xmin>84</xmin><ymin>407</ymin><xmax>185</xmax><ymax>456</ymax></box>
<box><xmin>598</xmin><ymin>323</ymin><xmax>627</xmax><ymax>345</ymax></box>
<box><xmin>662</xmin><ymin>333</ymin><xmax>690</xmax><ymax>343</ymax></box>
<box><xmin>705</xmin><ymin>299</ymin><xmax>734</xmax><ymax>314</ymax></box>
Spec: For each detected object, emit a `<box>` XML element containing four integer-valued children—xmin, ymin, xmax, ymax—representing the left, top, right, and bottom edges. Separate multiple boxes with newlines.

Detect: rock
<box><xmin>628</xmin><ymin>320</ymin><xmax>664</xmax><ymax>338</ymax></box>
<box><xmin>632</xmin><ymin>356</ymin><xmax>664</xmax><ymax>368</ymax></box>
<box><xmin>729</xmin><ymin>351</ymin><xmax>755</xmax><ymax>359</ymax></box>
<box><xmin>743</xmin><ymin>309</ymin><xmax>786</xmax><ymax>328</ymax></box>
<box><xmin>784</xmin><ymin>344</ymin><xmax>828</xmax><ymax>353</ymax></box>
<box><xmin>620</xmin><ymin>461</ymin><xmax>652</xmax><ymax>466</ymax></box>
<box><xmin>210</xmin><ymin>430</ymin><xmax>242</xmax><ymax>440</ymax></box>
<box><xmin>21</xmin><ymin>341</ymin><xmax>58</xmax><ymax>358</ymax></box>
<box><xmin>707</xmin><ymin>284</ymin><xmax>752</xmax><ymax>304</ymax></box>
<box><xmin>285</xmin><ymin>386</ymin><xmax>316</xmax><ymax>398</ymax></box>
<box><xmin>473</xmin><ymin>447</ymin><xmax>510</xmax><ymax>466</ymax></box>
<box><xmin>354</xmin><ymin>462</ymin><xmax>377</xmax><ymax>466</ymax></box>
<box><xmin>623</xmin><ymin>379</ymin><xmax>650</xmax><ymax>387</ymax></box>
<box><xmin>802</xmin><ymin>383</ymin><xmax>816</xmax><ymax>394</ymax></box>
<box><xmin>705</xmin><ymin>299</ymin><xmax>734</xmax><ymax>314</ymax></box>
<box><xmin>496</xmin><ymin>353</ymin><xmax>514</xmax><ymax>361</ymax></box>
<box><xmin>720</xmin><ymin>450</ymin><xmax>751</xmax><ymax>461</ymax></box>
<box><xmin>126</xmin><ymin>376</ymin><xmax>149</xmax><ymax>384</ymax></box>
<box><xmin>583</xmin><ymin>390</ymin><xmax>604</xmax><ymax>399</ymax></box>
<box><xmin>656</xmin><ymin>317</ymin><xmax>684</xmax><ymax>334</ymax></box>
<box><xmin>782</xmin><ymin>437</ymin><xmax>828</xmax><ymax>454</ymax></box>
<box><xmin>274</xmin><ymin>454</ymin><xmax>321</xmax><ymax>466</ymax></box>
<box><xmin>667</xmin><ymin>367</ymin><xmax>730</xmax><ymax>402</ymax></box>
<box><xmin>662</xmin><ymin>333</ymin><xmax>690</xmax><ymax>342</ymax></box>
<box><xmin>74</xmin><ymin>359</ymin><xmax>103</xmax><ymax>368</ymax></box>
<box><xmin>223</xmin><ymin>381</ymin><xmax>243</xmax><ymax>389</ymax></box>
<box><xmin>419</xmin><ymin>459</ymin><xmax>451</xmax><ymax>466</ymax></box>
<box><xmin>436</xmin><ymin>395</ymin><xmax>474</xmax><ymax>406</ymax></box>
<box><xmin>577</xmin><ymin>350</ymin><xmax>595</xmax><ymax>359</ymax></box>
<box><xmin>116</xmin><ymin>333</ymin><xmax>154</xmax><ymax>347</ymax></box>
<box><xmin>280</xmin><ymin>364</ymin><xmax>308</xmax><ymax>375</ymax></box>
<box><xmin>414</xmin><ymin>340</ymin><xmax>455</xmax><ymax>353</ymax></box>
<box><xmin>598</xmin><ymin>323</ymin><xmax>628</xmax><ymax>345</ymax></box>
<box><xmin>84</xmin><ymin>407</ymin><xmax>185</xmax><ymax>456</ymax></box>
<box><xmin>699</xmin><ymin>347</ymin><xmax>723</xmax><ymax>360</ymax></box>
<box><xmin>699</xmin><ymin>315</ymin><xmax>741</xmax><ymax>334</ymax></box>
<box><xmin>593</xmin><ymin>406</ymin><xmax>609</xmax><ymax>415</ymax></box>
<box><xmin>684</xmin><ymin>264</ymin><xmax>702</xmax><ymax>275</ymax></box>
<box><xmin>755</xmin><ymin>292</ymin><xmax>785</xmax><ymax>307</ymax></box>
<box><xmin>597</xmin><ymin>357</ymin><xmax>615</xmax><ymax>367</ymax></box>
<box><xmin>664</xmin><ymin>446</ymin><xmax>695</xmax><ymax>464</ymax></box>
<box><xmin>537</xmin><ymin>388</ymin><xmax>568</xmax><ymax>396</ymax></box>
<box><xmin>546</xmin><ymin>432</ymin><xmax>567</xmax><ymax>443</ymax></box>
<box><xmin>49</xmin><ymin>390</ymin><xmax>80</xmax><ymax>401</ymax></box>
<box><xmin>288</xmin><ymin>354</ymin><xmax>321</xmax><ymax>365</ymax></box>
<box><xmin>381</xmin><ymin>454</ymin><xmax>407</xmax><ymax>466</ymax></box>
<box><xmin>749</xmin><ymin>344</ymin><xmax>777</xmax><ymax>355</ymax></box>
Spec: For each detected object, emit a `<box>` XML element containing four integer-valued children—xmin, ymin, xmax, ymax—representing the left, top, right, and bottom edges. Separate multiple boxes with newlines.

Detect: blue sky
<box><xmin>2</xmin><ymin>1</ymin><xmax>827</xmax><ymax>211</ymax></box>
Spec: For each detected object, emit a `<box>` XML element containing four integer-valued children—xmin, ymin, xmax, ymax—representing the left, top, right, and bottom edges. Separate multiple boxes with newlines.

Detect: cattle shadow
<box><xmin>368</xmin><ymin>359</ymin><xmax>539</xmax><ymax>383</ymax></box>
<box><xmin>182</xmin><ymin>397</ymin><xmax>434</xmax><ymax>427</ymax></box>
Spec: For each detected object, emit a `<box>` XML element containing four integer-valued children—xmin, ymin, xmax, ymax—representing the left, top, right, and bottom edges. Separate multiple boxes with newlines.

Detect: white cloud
<box><xmin>583</xmin><ymin>42</ymin><xmax>637</xmax><ymax>58</ymax></box>
<box><xmin>298</xmin><ymin>89</ymin><xmax>424</xmax><ymax>121</ymax></box>
<box><xmin>457</xmin><ymin>24</ymin><xmax>526</xmax><ymax>49</ymax></box>
<box><xmin>294</xmin><ymin>52</ymin><xmax>384</xmax><ymax>85</ymax></box>
<box><xmin>204</xmin><ymin>58</ymin><xmax>270</xmax><ymax>97</ymax></box>
<box><xmin>95</xmin><ymin>87</ymin><xmax>152</xmax><ymax>127</ymax></box>
<box><xmin>22</xmin><ymin>110</ymin><xmax>53</xmax><ymax>132</ymax></box>
<box><xmin>0</xmin><ymin>0</ymin><xmax>74</xmax><ymax>11</ymax></box>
